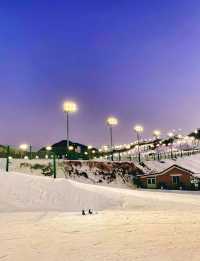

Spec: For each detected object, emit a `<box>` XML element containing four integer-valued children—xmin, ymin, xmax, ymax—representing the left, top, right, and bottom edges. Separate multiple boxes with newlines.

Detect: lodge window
<box><xmin>147</xmin><ymin>178</ymin><xmax>156</xmax><ymax>185</ymax></box>
<box><xmin>172</xmin><ymin>176</ymin><xmax>180</xmax><ymax>185</ymax></box>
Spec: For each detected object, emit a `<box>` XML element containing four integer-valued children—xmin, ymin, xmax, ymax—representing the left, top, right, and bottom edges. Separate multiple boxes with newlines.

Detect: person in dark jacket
<box><xmin>88</xmin><ymin>209</ymin><xmax>93</xmax><ymax>215</ymax></box>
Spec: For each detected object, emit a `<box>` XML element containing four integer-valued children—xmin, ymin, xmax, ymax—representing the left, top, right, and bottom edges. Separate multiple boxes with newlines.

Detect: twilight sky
<box><xmin>1</xmin><ymin>0</ymin><xmax>200</xmax><ymax>148</ymax></box>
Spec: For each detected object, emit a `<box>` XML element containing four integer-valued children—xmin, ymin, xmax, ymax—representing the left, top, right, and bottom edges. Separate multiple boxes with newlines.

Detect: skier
<box><xmin>88</xmin><ymin>209</ymin><xmax>93</xmax><ymax>215</ymax></box>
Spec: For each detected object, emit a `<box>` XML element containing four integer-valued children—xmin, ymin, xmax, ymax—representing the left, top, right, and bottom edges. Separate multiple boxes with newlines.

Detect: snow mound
<box><xmin>0</xmin><ymin>172</ymin><xmax>122</xmax><ymax>212</ymax></box>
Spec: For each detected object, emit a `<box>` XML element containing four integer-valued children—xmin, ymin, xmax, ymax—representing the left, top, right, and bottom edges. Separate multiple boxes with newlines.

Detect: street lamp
<box><xmin>153</xmin><ymin>130</ymin><xmax>161</xmax><ymax>160</ymax></box>
<box><xmin>106</xmin><ymin>116</ymin><xmax>118</xmax><ymax>161</ymax></box>
<box><xmin>87</xmin><ymin>145</ymin><xmax>93</xmax><ymax>159</ymax></box>
<box><xmin>19</xmin><ymin>144</ymin><xmax>33</xmax><ymax>159</ymax></box>
<box><xmin>19</xmin><ymin>144</ymin><xmax>28</xmax><ymax>151</ymax></box>
<box><xmin>45</xmin><ymin>146</ymin><xmax>56</xmax><ymax>178</ymax></box>
<box><xmin>134</xmin><ymin>125</ymin><xmax>144</xmax><ymax>163</ymax></box>
<box><xmin>153</xmin><ymin>130</ymin><xmax>161</xmax><ymax>139</ymax></box>
<box><xmin>19</xmin><ymin>144</ymin><xmax>28</xmax><ymax>159</ymax></box>
<box><xmin>168</xmin><ymin>132</ymin><xmax>174</xmax><ymax>158</ymax></box>
<box><xmin>46</xmin><ymin>146</ymin><xmax>52</xmax><ymax>151</ymax></box>
<box><xmin>63</xmin><ymin>101</ymin><xmax>77</xmax><ymax>150</ymax></box>
<box><xmin>177</xmin><ymin>136</ymin><xmax>183</xmax><ymax>157</ymax></box>
<box><xmin>46</xmin><ymin>146</ymin><xmax>52</xmax><ymax>159</ymax></box>
<box><xmin>68</xmin><ymin>145</ymin><xmax>74</xmax><ymax>151</ymax></box>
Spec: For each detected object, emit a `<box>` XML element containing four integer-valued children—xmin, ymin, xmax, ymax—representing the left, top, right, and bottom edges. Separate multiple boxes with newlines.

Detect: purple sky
<box><xmin>1</xmin><ymin>1</ymin><xmax>200</xmax><ymax>148</ymax></box>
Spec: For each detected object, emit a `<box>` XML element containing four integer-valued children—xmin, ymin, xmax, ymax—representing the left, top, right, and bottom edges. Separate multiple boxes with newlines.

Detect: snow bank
<box><xmin>0</xmin><ymin>171</ymin><xmax>123</xmax><ymax>212</ymax></box>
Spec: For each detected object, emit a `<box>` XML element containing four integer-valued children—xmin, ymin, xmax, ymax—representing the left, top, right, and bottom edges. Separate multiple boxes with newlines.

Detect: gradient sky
<box><xmin>1</xmin><ymin>0</ymin><xmax>200</xmax><ymax>148</ymax></box>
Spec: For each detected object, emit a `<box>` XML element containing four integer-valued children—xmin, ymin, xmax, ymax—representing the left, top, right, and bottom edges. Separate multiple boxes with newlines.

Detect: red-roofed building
<box><xmin>140</xmin><ymin>165</ymin><xmax>200</xmax><ymax>190</ymax></box>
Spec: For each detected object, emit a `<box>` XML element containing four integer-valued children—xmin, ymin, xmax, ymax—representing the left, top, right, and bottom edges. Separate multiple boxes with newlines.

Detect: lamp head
<box><xmin>63</xmin><ymin>101</ymin><xmax>77</xmax><ymax>113</ymax></box>
<box><xmin>134</xmin><ymin>125</ymin><xmax>144</xmax><ymax>133</ymax></box>
<box><xmin>19</xmin><ymin>144</ymin><xmax>28</xmax><ymax>151</ymax></box>
<box><xmin>107</xmin><ymin>116</ymin><xmax>118</xmax><ymax>126</ymax></box>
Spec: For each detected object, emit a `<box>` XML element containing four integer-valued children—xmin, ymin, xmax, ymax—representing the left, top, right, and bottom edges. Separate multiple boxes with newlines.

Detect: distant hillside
<box><xmin>0</xmin><ymin>145</ymin><xmax>24</xmax><ymax>158</ymax></box>
<box><xmin>39</xmin><ymin>140</ymin><xmax>98</xmax><ymax>160</ymax></box>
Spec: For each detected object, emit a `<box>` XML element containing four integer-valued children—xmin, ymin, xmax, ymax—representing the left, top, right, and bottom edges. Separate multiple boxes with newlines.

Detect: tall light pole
<box><xmin>134</xmin><ymin>125</ymin><xmax>144</xmax><ymax>163</ymax></box>
<box><xmin>177</xmin><ymin>135</ymin><xmax>183</xmax><ymax>157</ymax></box>
<box><xmin>63</xmin><ymin>101</ymin><xmax>77</xmax><ymax>151</ymax></box>
<box><xmin>46</xmin><ymin>146</ymin><xmax>52</xmax><ymax>159</ymax></box>
<box><xmin>153</xmin><ymin>130</ymin><xmax>161</xmax><ymax>160</ymax></box>
<box><xmin>153</xmin><ymin>130</ymin><xmax>161</xmax><ymax>140</ymax></box>
<box><xmin>106</xmin><ymin>117</ymin><xmax>118</xmax><ymax>161</ymax></box>
<box><xmin>46</xmin><ymin>146</ymin><xmax>56</xmax><ymax>178</ymax></box>
<box><xmin>29</xmin><ymin>144</ymin><xmax>32</xmax><ymax>160</ymax></box>
<box><xmin>168</xmin><ymin>132</ymin><xmax>174</xmax><ymax>158</ymax></box>
<box><xmin>19</xmin><ymin>144</ymin><xmax>28</xmax><ymax>159</ymax></box>
<box><xmin>87</xmin><ymin>145</ymin><xmax>92</xmax><ymax>159</ymax></box>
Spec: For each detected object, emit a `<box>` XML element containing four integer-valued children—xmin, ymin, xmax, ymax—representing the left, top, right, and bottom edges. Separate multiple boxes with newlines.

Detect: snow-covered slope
<box><xmin>0</xmin><ymin>172</ymin><xmax>123</xmax><ymax>212</ymax></box>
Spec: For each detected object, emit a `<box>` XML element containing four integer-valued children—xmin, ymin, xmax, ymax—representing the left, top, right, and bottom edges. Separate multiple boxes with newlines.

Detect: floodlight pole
<box><xmin>53</xmin><ymin>153</ymin><xmax>57</xmax><ymax>179</ymax></box>
<box><xmin>109</xmin><ymin>126</ymin><xmax>114</xmax><ymax>161</ymax></box>
<box><xmin>136</xmin><ymin>132</ymin><xmax>141</xmax><ymax>163</ymax></box>
<box><xmin>29</xmin><ymin>145</ymin><xmax>32</xmax><ymax>160</ymax></box>
<box><xmin>66</xmin><ymin>111</ymin><xmax>69</xmax><ymax>149</ymax></box>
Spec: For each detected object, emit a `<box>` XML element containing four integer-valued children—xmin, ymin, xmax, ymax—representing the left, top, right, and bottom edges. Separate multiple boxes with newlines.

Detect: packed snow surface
<box><xmin>2</xmin><ymin>171</ymin><xmax>200</xmax><ymax>213</ymax></box>
<box><xmin>0</xmin><ymin>172</ymin><xmax>124</xmax><ymax>212</ymax></box>
<box><xmin>2</xmin><ymin>171</ymin><xmax>200</xmax><ymax>260</ymax></box>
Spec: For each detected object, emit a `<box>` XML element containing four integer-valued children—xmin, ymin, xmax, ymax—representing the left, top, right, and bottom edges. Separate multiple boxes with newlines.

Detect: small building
<box><xmin>140</xmin><ymin>164</ymin><xmax>200</xmax><ymax>190</ymax></box>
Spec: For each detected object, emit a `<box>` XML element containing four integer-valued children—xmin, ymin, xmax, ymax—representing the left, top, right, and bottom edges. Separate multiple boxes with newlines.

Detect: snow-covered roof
<box><xmin>141</xmin><ymin>154</ymin><xmax>200</xmax><ymax>174</ymax></box>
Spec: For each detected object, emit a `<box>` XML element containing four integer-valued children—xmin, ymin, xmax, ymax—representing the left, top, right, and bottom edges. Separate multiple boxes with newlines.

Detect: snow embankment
<box><xmin>0</xmin><ymin>172</ymin><xmax>123</xmax><ymax>212</ymax></box>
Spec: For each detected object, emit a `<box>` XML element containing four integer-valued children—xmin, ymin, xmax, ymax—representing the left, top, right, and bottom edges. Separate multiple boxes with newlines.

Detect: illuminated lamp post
<box><xmin>153</xmin><ymin>130</ymin><xmax>161</xmax><ymax>160</ymax></box>
<box><xmin>46</xmin><ymin>146</ymin><xmax>52</xmax><ymax>159</ymax></box>
<box><xmin>153</xmin><ymin>130</ymin><xmax>161</xmax><ymax>140</ymax></box>
<box><xmin>168</xmin><ymin>132</ymin><xmax>174</xmax><ymax>158</ymax></box>
<box><xmin>134</xmin><ymin>125</ymin><xmax>144</xmax><ymax>163</ymax></box>
<box><xmin>177</xmin><ymin>134</ymin><xmax>183</xmax><ymax>157</ymax></box>
<box><xmin>106</xmin><ymin>117</ymin><xmax>118</xmax><ymax>161</ymax></box>
<box><xmin>46</xmin><ymin>146</ymin><xmax>56</xmax><ymax>179</ymax></box>
<box><xmin>87</xmin><ymin>145</ymin><xmax>92</xmax><ymax>159</ymax></box>
<box><xmin>84</xmin><ymin>151</ymin><xmax>88</xmax><ymax>159</ymax></box>
<box><xmin>19</xmin><ymin>144</ymin><xmax>29</xmax><ymax>159</ymax></box>
<box><xmin>63</xmin><ymin>101</ymin><xmax>78</xmax><ymax>151</ymax></box>
<box><xmin>92</xmin><ymin>150</ymin><xmax>96</xmax><ymax>159</ymax></box>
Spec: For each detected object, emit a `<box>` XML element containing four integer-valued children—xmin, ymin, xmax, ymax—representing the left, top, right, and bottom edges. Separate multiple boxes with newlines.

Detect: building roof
<box><xmin>140</xmin><ymin>164</ymin><xmax>194</xmax><ymax>179</ymax></box>
<box><xmin>140</xmin><ymin>154</ymin><xmax>200</xmax><ymax>175</ymax></box>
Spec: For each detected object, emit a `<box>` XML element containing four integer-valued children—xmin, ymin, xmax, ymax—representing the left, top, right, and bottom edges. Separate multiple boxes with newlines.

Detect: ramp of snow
<box><xmin>0</xmin><ymin>172</ymin><xmax>122</xmax><ymax>212</ymax></box>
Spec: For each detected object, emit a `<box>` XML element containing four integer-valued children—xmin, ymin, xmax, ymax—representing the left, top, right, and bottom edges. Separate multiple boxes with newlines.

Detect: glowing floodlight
<box><xmin>134</xmin><ymin>125</ymin><xmax>144</xmax><ymax>133</ymax></box>
<box><xmin>19</xmin><ymin>144</ymin><xmax>28</xmax><ymax>151</ymax></box>
<box><xmin>153</xmin><ymin>130</ymin><xmax>161</xmax><ymax>138</ymax></box>
<box><xmin>107</xmin><ymin>116</ymin><xmax>118</xmax><ymax>126</ymax></box>
<box><xmin>63</xmin><ymin>101</ymin><xmax>77</xmax><ymax>113</ymax></box>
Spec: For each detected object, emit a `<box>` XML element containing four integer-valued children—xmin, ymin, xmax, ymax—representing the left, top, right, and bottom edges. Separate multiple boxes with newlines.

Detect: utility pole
<box><xmin>53</xmin><ymin>153</ymin><xmax>57</xmax><ymax>179</ymax></box>
<box><xmin>29</xmin><ymin>145</ymin><xmax>32</xmax><ymax>160</ymax></box>
<box><xmin>6</xmin><ymin>146</ymin><xmax>10</xmax><ymax>172</ymax></box>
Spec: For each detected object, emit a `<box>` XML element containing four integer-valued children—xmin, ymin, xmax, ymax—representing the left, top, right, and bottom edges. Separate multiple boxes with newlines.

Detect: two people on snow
<box><xmin>82</xmin><ymin>209</ymin><xmax>93</xmax><ymax>215</ymax></box>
